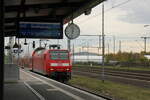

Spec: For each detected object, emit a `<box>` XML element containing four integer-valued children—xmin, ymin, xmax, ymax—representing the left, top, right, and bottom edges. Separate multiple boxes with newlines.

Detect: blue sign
<box><xmin>18</xmin><ymin>22</ymin><xmax>63</xmax><ymax>39</ymax></box>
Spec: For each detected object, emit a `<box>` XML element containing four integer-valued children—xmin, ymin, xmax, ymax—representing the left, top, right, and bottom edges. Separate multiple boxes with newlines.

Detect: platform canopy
<box><xmin>4</xmin><ymin>0</ymin><xmax>105</xmax><ymax>37</ymax></box>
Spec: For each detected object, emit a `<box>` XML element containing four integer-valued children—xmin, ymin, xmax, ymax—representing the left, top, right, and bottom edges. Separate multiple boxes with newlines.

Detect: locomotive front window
<box><xmin>50</xmin><ymin>51</ymin><xmax>69</xmax><ymax>60</ymax></box>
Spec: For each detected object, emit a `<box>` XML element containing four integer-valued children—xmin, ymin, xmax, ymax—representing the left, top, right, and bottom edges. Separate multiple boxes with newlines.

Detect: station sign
<box><xmin>18</xmin><ymin>22</ymin><xmax>63</xmax><ymax>39</ymax></box>
<box><xmin>12</xmin><ymin>49</ymin><xmax>23</xmax><ymax>54</ymax></box>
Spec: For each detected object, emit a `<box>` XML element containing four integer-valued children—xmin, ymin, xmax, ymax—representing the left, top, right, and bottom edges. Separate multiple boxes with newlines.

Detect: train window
<box><xmin>36</xmin><ymin>50</ymin><xmax>45</xmax><ymax>55</ymax></box>
<box><xmin>50</xmin><ymin>51</ymin><xmax>69</xmax><ymax>60</ymax></box>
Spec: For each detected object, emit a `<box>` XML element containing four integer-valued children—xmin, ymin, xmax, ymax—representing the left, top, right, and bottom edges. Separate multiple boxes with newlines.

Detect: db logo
<box><xmin>58</xmin><ymin>63</ymin><xmax>62</xmax><ymax>66</ymax></box>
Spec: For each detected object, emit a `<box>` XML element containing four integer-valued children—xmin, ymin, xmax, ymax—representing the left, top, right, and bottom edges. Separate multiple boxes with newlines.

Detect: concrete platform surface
<box><xmin>4</xmin><ymin>68</ymin><xmax>107</xmax><ymax>100</ymax></box>
<box><xmin>4</xmin><ymin>82</ymin><xmax>38</xmax><ymax>100</ymax></box>
<box><xmin>4</xmin><ymin>64</ymin><xmax>19</xmax><ymax>82</ymax></box>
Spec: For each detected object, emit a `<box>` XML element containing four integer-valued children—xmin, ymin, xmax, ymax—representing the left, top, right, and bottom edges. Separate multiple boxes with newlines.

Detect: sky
<box><xmin>5</xmin><ymin>0</ymin><xmax>150</xmax><ymax>56</ymax></box>
<box><xmin>72</xmin><ymin>0</ymin><xmax>150</xmax><ymax>53</ymax></box>
<box><xmin>74</xmin><ymin>0</ymin><xmax>150</xmax><ymax>36</ymax></box>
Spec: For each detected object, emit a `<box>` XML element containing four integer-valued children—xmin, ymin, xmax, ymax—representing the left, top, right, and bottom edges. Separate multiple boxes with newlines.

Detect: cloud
<box><xmin>116</xmin><ymin>0</ymin><xmax>150</xmax><ymax>24</ymax></box>
<box><xmin>73</xmin><ymin>0</ymin><xmax>150</xmax><ymax>37</ymax></box>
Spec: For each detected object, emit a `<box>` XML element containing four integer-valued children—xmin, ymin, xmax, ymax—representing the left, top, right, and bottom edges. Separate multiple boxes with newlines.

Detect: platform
<box><xmin>4</xmin><ymin>68</ymin><xmax>106</xmax><ymax>100</ymax></box>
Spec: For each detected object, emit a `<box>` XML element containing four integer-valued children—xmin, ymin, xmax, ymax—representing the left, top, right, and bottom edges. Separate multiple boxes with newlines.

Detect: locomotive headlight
<box><xmin>66</xmin><ymin>68</ymin><xmax>69</xmax><ymax>71</ymax></box>
<box><xmin>51</xmin><ymin>63</ymin><xmax>58</xmax><ymax>66</ymax></box>
<box><xmin>50</xmin><ymin>63</ymin><xmax>69</xmax><ymax>66</ymax></box>
<box><xmin>62</xmin><ymin>63</ymin><xmax>69</xmax><ymax>66</ymax></box>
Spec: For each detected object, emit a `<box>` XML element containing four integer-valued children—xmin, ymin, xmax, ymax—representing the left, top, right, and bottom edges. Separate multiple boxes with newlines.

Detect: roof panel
<box><xmin>5</xmin><ymin>0</ymin><xmax>62</xmax><ymax>6</ymax></box>
<box><xmin>4</xmin><ymin>0</ymin><xmax>105</xmax><ymax>36</ymax></box>
<box><xmin>5</xmin><ymin>12</ymin><xmax>17</xmax><ymax>18</ymax></box>
<box><xmin>25</xmin><ymin>0</ymin><xmax>61</xmax><ymax>5</ymax></box>
<box><xmin>68</xmin><ymin>0</ymin><xmax>84</xmax><ymax>2</ymax></box>
<box><xmin>5</xmin><ymin>0</ymin><xmax>21</xmax><ymax>6</ymax></box>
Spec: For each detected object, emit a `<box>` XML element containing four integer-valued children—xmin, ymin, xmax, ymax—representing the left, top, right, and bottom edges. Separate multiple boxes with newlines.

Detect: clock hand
<box><xmin>71</xmin><ymin>26</ymin><xmax>74</xmax><ymax>37</ymax></box>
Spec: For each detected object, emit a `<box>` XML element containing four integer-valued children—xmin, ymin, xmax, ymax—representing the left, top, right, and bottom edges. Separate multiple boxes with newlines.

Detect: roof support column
<box><xmin>101</xmin><ymin>2</ymin><xmax>105</xmax><ymax>83</ymax></box>
<box><xmin>0</xmin><ymin>0</ymin><xmax>4</xmax><ymax>99</ymax></box>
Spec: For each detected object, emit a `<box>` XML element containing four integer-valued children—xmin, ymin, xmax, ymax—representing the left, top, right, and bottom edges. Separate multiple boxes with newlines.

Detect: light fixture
<box><xmin>84</xmin><ymin>9</ymin><xmax>92</xmax><ymax>15</ymax></box>
<box><xmin>13</xmin><ymin>42</ymin><xmax>19</xmax><ymax>48</ymax></box>
<box><xmin>5</xmin><ymin>46</ymin><xmax>11</xmax><ymax>49</ymax></box>
<box><xmin>24</xmin><ymin>38</ymin><xmax>28</xmax><ymax>45</ymax></box>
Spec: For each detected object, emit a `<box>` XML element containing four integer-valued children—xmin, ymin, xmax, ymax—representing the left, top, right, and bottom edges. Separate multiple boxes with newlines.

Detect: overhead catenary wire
<box><xmin>135</xmin><ymin>40</ymin><xmax>144</xmax><ymax>49</ymax></box>
<box><xmin>77</xmin><ymin>0</ymin><xmax>133</xmax><ymax>25</ymax></box>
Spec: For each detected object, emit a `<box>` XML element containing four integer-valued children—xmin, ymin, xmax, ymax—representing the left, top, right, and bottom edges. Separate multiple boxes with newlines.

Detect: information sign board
<box><xmin>18</xmin><ymin>22</ymin><xmax>63</xmax><ymax>39</ymax></box>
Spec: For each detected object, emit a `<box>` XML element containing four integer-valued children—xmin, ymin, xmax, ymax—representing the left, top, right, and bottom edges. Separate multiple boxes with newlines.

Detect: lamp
<box><xmin>13</xmin><ymin>42</ymin><xmax>19</xmax><ymax>48</ymax></box>
<box><xmin>84</xmin><ymin>9</ymin><xmax>92</xmax><ymax>15</ymax></box>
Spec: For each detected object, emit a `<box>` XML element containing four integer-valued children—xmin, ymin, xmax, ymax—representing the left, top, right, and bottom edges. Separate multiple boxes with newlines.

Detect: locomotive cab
<box><xmin>32</xmin><ymin>46</ymin><xmax>72</xmax><ymax>82</ymax></box>
<box><xmin>48</xmin><ymin>50</ymin><xmax>71</xmax><ymax>81</ymax></box>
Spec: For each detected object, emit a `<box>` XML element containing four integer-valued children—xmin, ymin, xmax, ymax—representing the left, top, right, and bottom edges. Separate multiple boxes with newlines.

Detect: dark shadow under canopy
<box><xmin>4</xmin><ymin>0</ymin><xmax>105</xmax><ymax>37</ymax></box>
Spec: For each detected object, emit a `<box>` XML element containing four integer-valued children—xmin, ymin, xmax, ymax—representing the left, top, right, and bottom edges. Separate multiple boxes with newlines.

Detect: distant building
<box><xmin>144</xmin><ymin>55</ymin><xmax>150</xmax><ymax>59</ymax></box>
<box><xmin>72</xmin><ymin>52</ymin><xmax>102</xmax><ymax>64</ymax></box>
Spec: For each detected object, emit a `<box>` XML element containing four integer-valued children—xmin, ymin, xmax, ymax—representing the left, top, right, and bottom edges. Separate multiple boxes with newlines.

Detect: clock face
<box><xmin>65</xmin><ymin>23</ymin><xmax>80</xmax><ymax>39</ymax></box>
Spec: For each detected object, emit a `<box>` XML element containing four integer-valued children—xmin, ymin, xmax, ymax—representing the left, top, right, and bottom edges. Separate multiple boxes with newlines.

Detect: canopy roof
<box><xmin>4</xmin><ymin>0</ymin><xmax>105</xmax><ymax>37</ymax></box>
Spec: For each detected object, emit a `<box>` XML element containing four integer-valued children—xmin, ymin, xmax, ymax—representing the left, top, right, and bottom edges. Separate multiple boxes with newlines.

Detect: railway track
<box><xmin>72</xmin><ymin>67</ymin><xmax>150</xmax><ymax>88</ymax></box>
<box><xmin>73</xmin><ymin>66</ymin><xmax>150</xmax><ymax>74</ymax></box>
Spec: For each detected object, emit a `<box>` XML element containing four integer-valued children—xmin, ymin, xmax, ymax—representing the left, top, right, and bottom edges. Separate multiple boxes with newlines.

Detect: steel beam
<box><xmin>0</xmin><ymin>0</ymin><xmax>4</xmax><ymax>99</ymax></box>
<box><xmin>5</xmin><ymin>2</ymin><xmax>83</xmax><ymax>12</ymax></box>
<box><xmin>5</xmin><ymin>15</ymin><xmax>64</xmax><ymax>23</ymax></box>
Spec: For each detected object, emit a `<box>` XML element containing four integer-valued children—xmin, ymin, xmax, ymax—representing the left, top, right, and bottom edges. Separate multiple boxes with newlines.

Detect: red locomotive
<box><xmin>31</xmin><ymin>45</ymin><xmax>72</xmax><ymax>82</ymax></box>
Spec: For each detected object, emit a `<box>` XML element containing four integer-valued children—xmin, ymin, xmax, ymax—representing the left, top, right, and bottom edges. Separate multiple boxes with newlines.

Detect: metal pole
<box><xmin>44</xmin><ymin>43</ymin><xmax>47</xmax><ymax>48</ymax></box>
<box><xmin>17</xmin><ymin>38</ymin><xmax>20</xmax><ymax>66</ymax></box>
<box><xmin>87</xmin><ymin>42</ymin><xmax>89</xmax><ymax>62</ymax></box>
<box><xmin>102</xmin><ymin>3</ymin><xmax>105</xmax><ymax>82</ymax></box>
<box><xmin>99</xmin><ymin>35</ymin><xmax>101</xmax><ymax>48</ymax></box>
<box><xmin>98</xmin><ymin>35</ymin><xmax>101</xmax><ymax>54</ymax></box>
<box><xmin>113</xmin><ymin>36</ymin><xmax>115</xmax><ymax>54</ymax></box>
<box><xmin>73</xmin><ymin>44</ymin><xmax>75</xmax><ymax>64</ymax></box>
<box><xmin>67</xmin><ymin>39</ymin><xmax>71</xmax><ymax>52</ymax></box>
<box><xmin>28</xmin><ymin>43</ymin><xmax>31</xmax><ymax>67</ymax></box>
<box><xmin>82</xmin><ymin>46</ymin><xmax>83</xmax><ymax>52</ymax></box>
<box><xmin>144</xmin><ymin>37</ymin><xmax>146</xmax><ymax>53</ymax></box>
<box><xmin>9</xmin><ymin>37</ymin><xmax>13</xmax><ymax>63</ymax></box>
<box><xmin>0</xmin><ymin>0</ymin><xmax>4</xmax><ymax>98</ymax></box>
<box><xmin>57</xmin><ymin>39</ymin><xmax>59</xmax><ymax>45</ymax></box>
<box><xmin>79</xmin><ymin>48</ymin><xmax>81</xmax><ymax>53</ymax></box>
<box><xmin>119</xmin><ymin>40</ymin><xmax>121</xmax><ymax>52</ymax></box>
<box><xmin>141</xmin><ymin>37</ymin><xmax>150</xmax><ymax>53</ymax></box>
<box><xmin>108</xmin><ymin>43</ymin><xmax>109</xmax><ymax>54</ymax></box>
<box><xmin>39</xmin><ymin>39</ymin><xmax>41</xmax><ymax>47</ymax></box>
<box><xmin>28</xmin><ymin>43</ymin><xmax>30</xmax><ymax>56</ymax></box>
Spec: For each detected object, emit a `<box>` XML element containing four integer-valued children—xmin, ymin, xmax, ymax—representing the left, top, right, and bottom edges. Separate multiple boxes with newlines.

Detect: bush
<box><xmin>105</xmin><ymin>52</ymin><xmax>150</xmax><ymax>67</ymax></box>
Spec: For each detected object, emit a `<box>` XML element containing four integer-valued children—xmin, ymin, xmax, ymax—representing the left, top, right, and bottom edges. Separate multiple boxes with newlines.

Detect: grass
<box><xmin>69</xmin><ymin>75</ymin><xmax>150</xmax><ymax>100</ymax></box>
<box><xmin>73</xmin><ymin>64</ymin><xmax>150</xmax><ymax>71</ymax></box>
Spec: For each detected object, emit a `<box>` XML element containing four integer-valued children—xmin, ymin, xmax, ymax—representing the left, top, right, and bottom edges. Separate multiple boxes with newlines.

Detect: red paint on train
<box><xmin>32</xmin><ymin>47</ymin><xmax>72</xmax><ymax>81</ymax></box>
